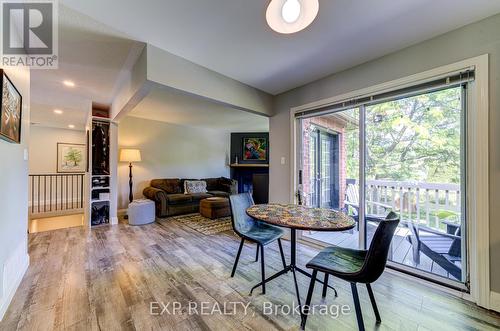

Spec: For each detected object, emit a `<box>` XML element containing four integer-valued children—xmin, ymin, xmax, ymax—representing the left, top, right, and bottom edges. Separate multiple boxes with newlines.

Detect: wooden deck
<box><xmin>303</xmin><ymin>222</ymin><xmax>460</xmax><ymax>282</ymax></box>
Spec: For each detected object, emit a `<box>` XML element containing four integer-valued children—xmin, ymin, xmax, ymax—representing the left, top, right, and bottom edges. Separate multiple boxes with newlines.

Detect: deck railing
<box><xmin>353</xmin><ymin>179</ymin><xmax>461</xmax><ymax>230</ymax></box>
<box><xmin>29</xmin><ymin>174</ymin><xmax>85</xmax><ymax>215</ymax></box>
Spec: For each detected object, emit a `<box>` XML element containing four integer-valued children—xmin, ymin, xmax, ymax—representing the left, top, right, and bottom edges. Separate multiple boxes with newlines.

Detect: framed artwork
<box><xmin>57</xmin><ymin>143</ymin><xmax>86</xmax><ymax>173</ymax></box>
<box><xmin>243</xmin><ymin>137</ymin><xmax>267</xmax><ymax>161</ymax></box>
<box><xmin>0</xmin><ymin>70</ymin><xmax>23</xmax><ymax>144</ymax></box>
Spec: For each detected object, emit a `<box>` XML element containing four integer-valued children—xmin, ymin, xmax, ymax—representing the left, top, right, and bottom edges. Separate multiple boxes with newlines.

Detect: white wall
<box><xmin>269</xmin><ymin>14</ymin><xmax>500</xmax><ymax>293</ymax></box>
<box><xmin>146</xmin><ymin>45</ymin><xmax>273</xmax><ymax>116</ymax></box>
<box><xmin>29</xmin><ymin>126</ymin><xmax>86</xmax><ymax>174</ymax></box>
<box><xmin>117</xmin><ymin>116</ymin><xmax>230</xmax><ymax>209</ymax></box>
<box><xmin>0</xmin><ymin>66</ymin><xmax>30</xmax><ymax>320</ymax></box>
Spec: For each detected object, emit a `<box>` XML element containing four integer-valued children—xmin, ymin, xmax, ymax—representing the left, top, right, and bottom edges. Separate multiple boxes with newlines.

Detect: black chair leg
<box><xmin>231</xmin><ymin>238</ymin><xmax>244</xmax><ymax>277</ymax></box>
<box><xmin>277</xmin><ymin>239</ymin><xmax>287</xmax><ymax>268</ymax></box>
<box><xmin>366</xmin><ymin>283</ymin><xmax>381</xmax><ymax>323</ymax></box>
<box><xmin>322</xmin><ymin>273</ymin><xmax>329</xmax><ymax>298</ymax></box>
<box><xmin>255</xmin><ymin>244</ymin><xmax>260</xmax><ymax>262</ymax></box>
<box><xmin>350</xmin><ymin>282</ymin><xmax>365</xmax><ymax>331</ymax></box>
<box><xmin>260</xmin><ymin>244</ymin><xmax>266</xmax><ymax>294</ymax></box>
<box><xmin>301</xmin><ymin>269</ymin><xmax>317</xmax><ymax>330</ymax></box>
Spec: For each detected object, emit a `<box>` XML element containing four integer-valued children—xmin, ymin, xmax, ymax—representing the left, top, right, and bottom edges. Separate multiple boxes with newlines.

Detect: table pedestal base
<box><xmin>249</xmin><ymin>229</ymin><xmax>338</xmax><ymax>308</ymax></box>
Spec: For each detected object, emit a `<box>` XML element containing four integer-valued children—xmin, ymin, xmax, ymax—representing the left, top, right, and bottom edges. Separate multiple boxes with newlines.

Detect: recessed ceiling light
<box><xmin>63</xmin><ymin>80</ymin><xmax>75</xmax><ymax>87</ymax></box>
<box><xmin>53</xmin><ymin>109</ymin><xmax>63</xmax><ymax>114</ymax></box>
<box><xmin>68</xmin><ymin>124</ymin><xmax>75</xmax><ymax>129</ymax></box>
<box><xmin>266</xmin><ymin>0</ymin><xmax>319</xmax><ymax>34</ymax></box>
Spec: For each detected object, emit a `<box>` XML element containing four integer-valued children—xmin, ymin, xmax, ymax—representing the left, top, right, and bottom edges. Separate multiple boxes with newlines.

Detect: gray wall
<box><xmin>117</xmin><ymin>116</ymin><xmax>231</xmax><ymax>209</ymax></box>
<box><xmin>269</xmin><ymin>14</ymin><xmax>500</xmax><ymax>292</ymax></box>
<box><xmin>147</xmin><ymin>45</ymin><xmax>274</xmax><ymax>116</ymax></box>
<box><xmin>0</xmin><ymin>67</ymin><xmax>30</xmax><ymax>318</ymax></box>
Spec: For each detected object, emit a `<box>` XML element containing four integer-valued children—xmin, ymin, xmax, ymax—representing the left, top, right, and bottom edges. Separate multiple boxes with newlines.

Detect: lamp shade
<box><xmin>120</xmin><ymin>149</ymin><xmax>142</xmax><ymax>162</ymax></box>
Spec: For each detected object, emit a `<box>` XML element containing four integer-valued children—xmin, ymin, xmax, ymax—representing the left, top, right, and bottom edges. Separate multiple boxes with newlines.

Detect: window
<box><xmin>296</xmin><ymin>70</ymin><xmax>475</xmax><ymax>289</ymax></box>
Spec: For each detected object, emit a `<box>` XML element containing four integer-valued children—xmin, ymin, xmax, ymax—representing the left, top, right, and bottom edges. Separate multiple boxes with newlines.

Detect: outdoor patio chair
<box><xmin>406</xmin><ymin>223</ymin><xmax>462</xmax><ymax>280</ymax></box>
<box><xmin>229</xmin><ymin>193</ymin><xmax>287</xmax><ymax>294</ymax></box>
<box><xmin>343</xmin><ymin>183</ymin><xmax>392</xmax><ymax>228</ymax></box>
<box><xmin>301</xmin><ymin>212</ymin><xmax>400</xmax><ymax>331</ymax></box>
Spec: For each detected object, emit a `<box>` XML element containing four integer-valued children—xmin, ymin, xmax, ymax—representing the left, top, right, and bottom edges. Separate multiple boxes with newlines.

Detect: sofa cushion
<box><xmin>219</xmin><ymin>177</ymin><xmax>233</xmax><ymax>185</ymax></box>
<box><xmin>180</xmin><ymin>178</ymin><xmax>197</xmax><ymax>192</ymax></box>
<box><xmin>151</xmin><ymin>179</ymin><xmax>182</xmax><ymax>194</ymax></box>
<box><xmin>219</xmin><ymin>177</ymin><xmax>236</xmax><ymax>193</ymax></box>
<box><xmin>203</xmin><ymin>178</ymin><xmax>220</xmax><ymax>191</ymax></box>
<box><xmin>207</xmin><ymin>190</ymin><xmax>230</xmax><ymax>198</ymax></box>
<box><xmin>165</xmin><ymin>194</ymin><xmax>192</xmax><ymax>204</ymax></box>
<box><xmin>189</xmin><ymin>193</ymin><xmax>213</xmax><ymax>201</ymax></box>
<box><xmin>184</xmin><ymin>180</ymin><xmax>208</xmax><ymax>194</ymax></box>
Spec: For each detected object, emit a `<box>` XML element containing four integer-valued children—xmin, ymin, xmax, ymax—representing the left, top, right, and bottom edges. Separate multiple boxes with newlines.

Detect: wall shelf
<box><xmin>89</xmin><ymin>119</ymin><xmax>112</xmax><ymax>227</ymax></box>
<box><xmin>230</xmin><ymin>163</ymin><xmax>269</xmax><ymax>168</ymax></box>
<box><xmin>90</xmin><ymin>222</ymin><xmax>110</xmax><ymax>228</ymax></box>
<box><xmin>91</xmin><ymin>199</ymin><xmax>110</xmax><ymax>203</ymax></box>
<box><xmin>92</xmin><ymin>116</ymin><xmax>112</xmax><ymax>123</ymax></box>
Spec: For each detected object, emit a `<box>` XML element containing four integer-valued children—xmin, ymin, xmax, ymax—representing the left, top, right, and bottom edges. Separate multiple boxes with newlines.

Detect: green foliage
<box><xmin>346</xmin><ymin>87</ymin><xmax>462</xmax><ymax>184</ymax></box>
<box><xmin>65</xmin><ymin>148</ymin><xmax>83</xmax><ymax>166</ymax></box>
<box><xmin>434</xmin><ymin>209</ymin><xmax>459</xmax><ymax>221</ymax></box>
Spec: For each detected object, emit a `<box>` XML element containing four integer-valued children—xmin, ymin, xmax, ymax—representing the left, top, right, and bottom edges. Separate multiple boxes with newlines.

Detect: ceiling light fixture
<box><xmin>68</xmin><ymin>124</ymin><xmax>75</xmax><ymax>129</ymax></box>
<box><xmin>53</xmin><ymin>109</ymin><xmax>63</xmax><ymax>114</ymax></box>
<box><xmin>266</xmin><ymin>0</ymin><xmax>319</xmax><ymax>34</ymax></box>
<box><xmin>282</xmin><ymin>0</ymin><xmax>301</xmax><ymax>23</ymax></box>
<box><xmin>63</xmin><ymin>80</ymin><xmax>75</xmax><ymax>87</ymax></box>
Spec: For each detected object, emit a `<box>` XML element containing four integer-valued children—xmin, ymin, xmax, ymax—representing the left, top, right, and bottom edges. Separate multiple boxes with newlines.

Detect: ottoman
<box><xmin>200</xmin><ymin>197</ymin><xmax>231</xmax><ymax>219</ymax></box>
<box><xmin>128</xmin><ymin>199</ymin><xmax>155</xmax><ymax>225</ymax></box>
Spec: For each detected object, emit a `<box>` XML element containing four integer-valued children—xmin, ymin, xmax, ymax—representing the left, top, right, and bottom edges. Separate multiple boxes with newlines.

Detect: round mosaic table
<box><xmin>246</xmin><ymin>204</ymin><xmax>356</xmax><ymax>307</ymax></box>
<box><xmin>247</xmin><ymin>204</ymin><xmax>356</xmax><ymax>231</ymax></box>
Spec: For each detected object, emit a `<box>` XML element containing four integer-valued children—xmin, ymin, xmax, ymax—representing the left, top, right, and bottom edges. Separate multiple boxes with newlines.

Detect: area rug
<box><xmin>160</xmin><ymin>213</ymin><xmax>233</xmax><ymax>235</ymax></box>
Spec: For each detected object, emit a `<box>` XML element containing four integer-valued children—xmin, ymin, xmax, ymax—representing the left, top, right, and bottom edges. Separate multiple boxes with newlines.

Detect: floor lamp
<box><xmin>120</xmin><ymin>148</ymin><xmax>142</xmax><ymax>219</ymax></box>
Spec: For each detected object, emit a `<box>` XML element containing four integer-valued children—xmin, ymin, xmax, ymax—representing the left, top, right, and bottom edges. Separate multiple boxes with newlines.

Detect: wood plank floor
<box><xmin>1</xmin><ymin>218</ymin><xmax>499</xmax><ymax>331</ymax></box>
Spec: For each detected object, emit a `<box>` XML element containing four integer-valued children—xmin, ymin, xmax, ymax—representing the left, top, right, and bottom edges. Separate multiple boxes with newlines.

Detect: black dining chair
<box><xmin>301</xmin><ymin>212</ymin><xmax>400</xmax><ymax>331</ymax></box>
<box><xmin>229</xmin><ymin>193</ymin><xmax>287</xmax><ymax>294</ymax></box>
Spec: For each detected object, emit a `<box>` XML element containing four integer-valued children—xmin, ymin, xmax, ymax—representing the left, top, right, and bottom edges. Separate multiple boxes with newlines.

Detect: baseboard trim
<box><xmin>0</xmin><ymin>241</ymin><xmax>29</xmax><ymax>321</ymax></box>
<box><xmin>111</xmin><ymin>216</ymin><xmax>119</xmax><ymax>225</ymax></box>
<box><xmin>490</xmin><ymin>291</ymin><xmax>500</xmax><ymax>313</ymax></box>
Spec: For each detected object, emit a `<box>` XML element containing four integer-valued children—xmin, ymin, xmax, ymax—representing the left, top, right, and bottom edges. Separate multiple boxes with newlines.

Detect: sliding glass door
<box><xmin>307</xmin><ymin>129</ymin><xmax>339</xmax><ymax>209</ymax></box>
<box><xmin>297</xmin><ymin>84</ymin><xmax>468</xmax><ymax>288</ymax></box>
<box><xmin>300</xmin><ymin>109</ymin><xmax>360</xmax><ymax>249</ymax></box>
<box><xmin>363</xmin><ymin>86</ymin><xmax>466</xmax><ymax>285</ymax></box>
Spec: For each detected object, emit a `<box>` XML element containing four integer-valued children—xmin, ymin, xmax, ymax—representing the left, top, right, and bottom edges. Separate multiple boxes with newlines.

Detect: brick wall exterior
<box><xmin>301</xmin><ymin>116</ymin><xmax>347</xmax><ymax>208</ymax></box>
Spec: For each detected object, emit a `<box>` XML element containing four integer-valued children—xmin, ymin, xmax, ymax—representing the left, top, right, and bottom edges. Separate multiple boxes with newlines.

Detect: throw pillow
<box><xmin>184</xmin><ymin>180</ymin><xmax>207</xmax><ymax>194</ymax></box>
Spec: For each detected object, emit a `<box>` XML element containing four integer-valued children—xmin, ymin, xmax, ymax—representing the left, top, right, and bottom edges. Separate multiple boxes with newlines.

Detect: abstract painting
<box><xmin>0</xmin><ymin>70</ymin><xmax>22</xmax><ymax>143</ymax></box>
<box><xmin>57</xmin><ymin>143</ymin><xmax>86</xmax><ymax>173</ymax></box>
<box><xmin>243</xmin><ymin>137</ymin><xmax>267</xmax><ymax>161</ymax></box>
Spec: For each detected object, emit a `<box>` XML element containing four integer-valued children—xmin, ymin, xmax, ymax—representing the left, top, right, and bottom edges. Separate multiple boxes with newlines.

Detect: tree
<box><xmin>65</xmin><ymin>148</ymin><xmax>83</xmax><ymax>167</ymax></box>
<box><xmin>346</xmin><ymin>87</ymin><xmax>462</xmax><ymax>184</ymax></box>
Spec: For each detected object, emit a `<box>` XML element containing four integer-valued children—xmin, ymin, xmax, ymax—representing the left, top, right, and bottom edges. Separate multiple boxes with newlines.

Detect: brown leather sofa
<box><xmin>143</xmin><ymin>177</ymin><xmax>238</xmax><ymax>217</ymax></box>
